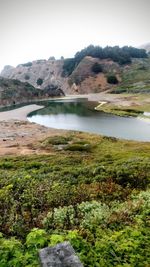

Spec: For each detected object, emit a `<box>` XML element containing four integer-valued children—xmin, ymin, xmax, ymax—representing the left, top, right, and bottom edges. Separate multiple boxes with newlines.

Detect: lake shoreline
<box><xmin>0</xmin><ymin>104</ymin><xmax>44</xmax><ymax>121</ymax></box>
<box><xmin>0</xmin><ymin>96</ymin><xmax>150</xmax><ymax>157</ymax></box>
<box><xmin>0</xmin><ymin>94</ymin><xmax>150</xmax><ymax>123</ymax></box>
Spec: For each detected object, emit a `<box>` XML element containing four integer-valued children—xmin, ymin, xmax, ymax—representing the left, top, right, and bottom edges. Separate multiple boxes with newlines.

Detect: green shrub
<box><xmin>0</xmin><ymin>133</ymin><xmax>150</xmax><ymax>266</ymax></box>
<box><xmin>42</xmin><ymin>135</ymin><xmax>72</xmax><ymax>146</ymax></box>
<box><xmin>21</xmin><ymin>62</ymin><xmax>32</xmax><ymax>67</ymax></box>
<box><xmin>36</xmin><ymin>78</ymin><xmax>43</xmax><ymax>86</ymax></box>
<box><xmin>107</xmin><ymin>75</ymin><xmax>118</xmax><ymax>84</ymax></box>
<box><xmin>65</xmin><ymin>143</ymin><xmax>91</xmax><ymax>152</ymax></box>
<box><xmin>91</xmin><ymin>62</ymin><xmax>103</xmax><ymax>74</ymax></box>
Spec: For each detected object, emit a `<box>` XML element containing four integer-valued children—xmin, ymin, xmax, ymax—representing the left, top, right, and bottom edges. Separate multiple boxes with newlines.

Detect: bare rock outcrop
<box><xmin>0</xmin><ymin>59</ymin><xmax>69</xmax><ymax>94</ymax></box>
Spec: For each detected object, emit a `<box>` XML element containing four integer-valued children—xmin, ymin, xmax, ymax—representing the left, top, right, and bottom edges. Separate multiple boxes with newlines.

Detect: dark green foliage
<box><xmin>107</xmin><ymin>75</ymin><xmax>118</xmax><ymax>84</ymax></box>
<box><xmin>91</xmin><ymin>62</ymin><xmax>103</xmax><ymax>74</ymax></box>
<box><xmin>21</xmin><ymin>62</ymin><xmax>32</xmax><ymax>67</ymax></box>
<box><xmin>0</xmin><ymin>133</ymin><xmax>150</xmax><ymax>266</ymax></box>
<box><xmin>75</xmin><ymin>45</ymin><xmax>147</xmax><ymax>64</ymax></box>
<box><xmin>62</xmin><ymin>58</ymin><xmax>77</xmax><ymax>76</ymax></box>
<box><xmin>65</xmin><ymin>143</ymin><xmax>91</xmax><ymax>152</ymax></box>
<box><xmin>36</xmin><ymin>78</ymin><xmax>43</xmax><ymax>86</ymax></box>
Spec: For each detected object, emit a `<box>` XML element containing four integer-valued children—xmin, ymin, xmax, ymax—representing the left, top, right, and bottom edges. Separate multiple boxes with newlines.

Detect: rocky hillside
<box><xmin>68</xmin><ymin>56</ymin><xmax>122</xmax><ymax>94</ymax></box>
<box><xmin>0</xmin><ymin>59</ymin><xmax>69</xmax><ymax>94</ymax></box>
<box><xmin>1</xmin><ymin>45</ymin><xmax>149</xmax><ymax>95</ymax></box>
<box><xmin>0</xmin><ymin>78</ymin><xmax>64</xmax><ymax>107</ymax></box>
<box><xmin>0</xmin><ymin>57</ymin><xmax>129</xmax><ymax>95</ymax></box>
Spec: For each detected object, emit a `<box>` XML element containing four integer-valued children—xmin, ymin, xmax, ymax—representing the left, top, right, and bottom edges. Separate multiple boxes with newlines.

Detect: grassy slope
<box><xmin>114</xmin><ymin>57</ymin><xmax>150</xmax><ymax>93</ymax></box>
<box><xmin>0</xmin><ymin>132</ymin><xmax>150</xmax><ymax>266</ymax></box>
<box><xmin>96</xmin><ymin>93</ymin><xmax>150</xmax><ymax>117</ymax></box>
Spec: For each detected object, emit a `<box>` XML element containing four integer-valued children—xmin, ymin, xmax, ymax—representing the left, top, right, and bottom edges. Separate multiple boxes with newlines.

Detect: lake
<box><xmin>28</xmin><ymin>99</ymin><xmax>150</xmax><ymax>141</ymax></box>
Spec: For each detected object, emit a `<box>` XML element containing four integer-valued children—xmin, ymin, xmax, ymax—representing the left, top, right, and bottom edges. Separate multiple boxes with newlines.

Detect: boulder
<box><xmin>39</xmin><ymin>241</ymin><xmax>83</xmax><ymax>267</ymax></box>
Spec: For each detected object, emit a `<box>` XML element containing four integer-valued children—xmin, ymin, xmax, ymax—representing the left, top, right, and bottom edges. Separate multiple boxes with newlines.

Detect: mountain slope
<box><xmin>1</xmin><ymin>45</ymin><xmax>150</xmax><ymax>95</ymax></box>
<box><xmin>0</xmin><ymin>57</ymin><xmax>125</xmax><ymax>95</ymax></box>
<box><xmin>0</xmin><ymin>78</ymin><xmax>64</xmax><ymax>107</ymax></box>
<box><xmin>113</xmin><ymin>57</ymin><xmax>150</xmax><ymax>93</ymax></box>
<box><xmin>0</xmin><ymin>59</ymin><xmax>69</xmax><ymax>93</ymax></box>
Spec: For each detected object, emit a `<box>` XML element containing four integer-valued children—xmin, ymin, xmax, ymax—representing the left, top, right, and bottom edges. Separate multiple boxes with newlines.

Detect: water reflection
<box><xmin>28</xmin><ymin>100</ymin><xmax>150</xmax><ymax>141</ymax></box>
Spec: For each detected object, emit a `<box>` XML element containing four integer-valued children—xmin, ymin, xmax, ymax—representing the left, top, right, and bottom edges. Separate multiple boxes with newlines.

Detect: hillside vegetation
<box><xmin>0</xmin><ymin>77</ymin><xmax>64</xmax><ymax>107</ymax></box>
<box><xmin>62</xmin><ymin>45</ymin><xmax>147</xmax><ymax>76</ymax></box>
<box><xmin>113</xmin><ymin>57</ymin><xmax>150</xmax><ymax>93</ymax></box>
<box><xmin>0</xmin><ymin>132</ymin><xmax>150</xmax><ymax>266</ymax></box>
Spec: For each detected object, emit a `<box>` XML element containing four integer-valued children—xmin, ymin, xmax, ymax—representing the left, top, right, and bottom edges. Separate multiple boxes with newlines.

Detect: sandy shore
<box><xmin>0</xmin><ymin>104</ymin><xmax>44</xmax><ymax>121</ymax></box>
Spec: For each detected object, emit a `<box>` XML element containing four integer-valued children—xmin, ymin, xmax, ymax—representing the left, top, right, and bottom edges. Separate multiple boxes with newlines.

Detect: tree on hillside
<box><xmin>37</xmin><ymin>78</ymin><xmax>43</xmax><ymax>86</ymax></box>
<box><xmin>107</xmin><ymin>75</ymin><xmax>118</xmax><ymax>84</ymax></box>
<box><xmin>91</xmin><ymin>62</ymin><xmax>103</xmax><ymax>74</ymax></box>
<box><xmin>62</xmin><ymin>45</ymin><xmax>148</xmax><ymax>76</ymax></box>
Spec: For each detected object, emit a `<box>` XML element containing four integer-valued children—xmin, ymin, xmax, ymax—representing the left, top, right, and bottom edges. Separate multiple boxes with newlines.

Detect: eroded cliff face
<box><xmin>0</xmin><ymin>57</ymin><xmax>121</xmax><ymax>96</ymax></box>
<box><xmin>0</xmin><ymin>59</ymin><xmax>69</xmax><ymax>94</ymax></box>
<box><xmin>68</xmin><ymin>56</ymin><xmax>121</xmax><ymax>94</ymax></box>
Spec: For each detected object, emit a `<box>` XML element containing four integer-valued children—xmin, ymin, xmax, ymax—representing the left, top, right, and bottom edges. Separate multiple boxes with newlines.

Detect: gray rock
<box><xmin>39</xmin><ymin>242</ymin><xmax>83</xmax><ymax>267</ymax></box>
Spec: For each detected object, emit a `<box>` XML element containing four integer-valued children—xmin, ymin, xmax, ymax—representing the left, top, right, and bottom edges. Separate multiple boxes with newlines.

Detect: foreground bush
<box><xmin>0</xmin><ymin>133</ymin><xmax>150</xmax><ymax>266</ymax></box>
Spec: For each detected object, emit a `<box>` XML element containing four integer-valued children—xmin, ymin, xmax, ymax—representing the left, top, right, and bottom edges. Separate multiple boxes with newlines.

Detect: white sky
<box><xmin>0</xmin><ymin>0</ymin><xmax>150</xmax><ymax>71</ymax></box>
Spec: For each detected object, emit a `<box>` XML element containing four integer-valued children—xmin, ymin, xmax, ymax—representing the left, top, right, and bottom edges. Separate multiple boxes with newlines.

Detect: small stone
<box><xmin>39</xmin><ymin>242</ymin><xmax>83</xmax><ymax>267</ymax></box>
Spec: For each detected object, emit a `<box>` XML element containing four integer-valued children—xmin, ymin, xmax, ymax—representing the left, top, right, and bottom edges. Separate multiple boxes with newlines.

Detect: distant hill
<box><xmin>1</xmin><ymin>45</ymin><xmax>149</xmax><ymax>96</ymax></box>
<box><xmin>0</xmin><ymin>78</ymin><xmax>64</xmax><ymax>107</ymax></box>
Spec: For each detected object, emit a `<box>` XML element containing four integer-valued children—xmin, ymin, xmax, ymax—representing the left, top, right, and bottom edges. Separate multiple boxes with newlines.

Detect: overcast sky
<box><xmin>0</xmin><ymin>0</ymin><xmax>149</xmax><ymax>71</ymax></box>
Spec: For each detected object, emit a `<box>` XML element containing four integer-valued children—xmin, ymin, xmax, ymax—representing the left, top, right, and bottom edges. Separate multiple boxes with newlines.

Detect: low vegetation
<box><xmin>36</xmin><ymin>78</ymin><xmax>43</xmax><ymax>86</ymax></box>
<box><xmin>0</xmin><ymin>132</ymin><xmax>150</xmax><ymax>266</ymax></box>
<box><xmin>107</xmin><ymin>75</ymin><xmax>118</xmax><ymax>84</ymax></box>
<box><xmin>95</xmin><ymin>93</ymin><xmax>150</xmax><ymax>117</ymax></box>
<box><xmin>21</xmin><ymin>62</ymin><xmax>32</xmax><ymax>67</ymax></box>
<box><xmin>112</xmin><ymin>57</ymin><xmax>150</xmax><ymax>93</ymax></box>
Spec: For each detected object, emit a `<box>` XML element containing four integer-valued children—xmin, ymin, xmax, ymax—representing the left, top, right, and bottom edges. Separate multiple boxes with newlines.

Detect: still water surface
<box><xmin>28</xmin><ymin>99</ymin><xmax>150</xmax><ymax>141</ymax></box>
